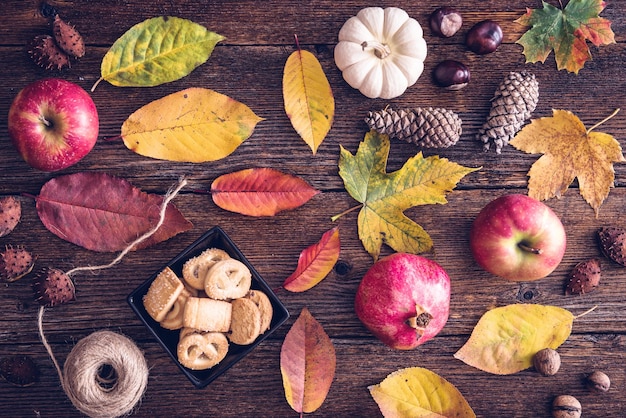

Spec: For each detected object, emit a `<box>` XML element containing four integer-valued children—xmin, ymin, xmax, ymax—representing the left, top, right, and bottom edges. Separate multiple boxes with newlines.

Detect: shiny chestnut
<box><xmin>429</xmin><ymin>7</ymin><xmax>462</xmax><ymax>38</ymax></box>
<box><xmin>433</xmin><ymin>60</ymin><xmax>470</xmax><ymax>90</ymax></box>
<box><xmin>466</xmin><ymin>20</ymin><xmax>503</xmax><ymax>54</ymax></box>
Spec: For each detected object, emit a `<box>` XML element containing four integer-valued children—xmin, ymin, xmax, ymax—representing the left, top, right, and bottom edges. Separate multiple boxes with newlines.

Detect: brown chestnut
<box><xmin>433</xmin><ymin>60</ymin><xmax>470</xmax><ymax>90</ymax></box>
<box><xmin>466</xmin><ymin>20</ymin><xmax>503</xmax><ymax>55</ymax></box>
<box><xmin>429</xmin><ymin>7</ymin><xmax>462</xmax><ymax>38</ymax></box>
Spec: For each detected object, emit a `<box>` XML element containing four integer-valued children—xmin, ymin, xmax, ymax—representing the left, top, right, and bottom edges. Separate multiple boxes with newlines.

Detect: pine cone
<box><xmin>365</xmin><ymin>107</ymin><xmax>462</xmax><ymax>148</ymax></box>
<box><xmin>477</xmin><ymin>71</ymin><xmax>539</xmax><ymax>153</ymax></box>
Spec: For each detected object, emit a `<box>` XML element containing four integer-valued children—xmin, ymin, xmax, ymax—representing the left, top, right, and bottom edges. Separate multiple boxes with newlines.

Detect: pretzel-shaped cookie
<box><xmin>182</xmin><ymin>248</ymin><xmax>231</xmax><ymax>290</ymax></box>
<box><xmin>204</xmin><ymin>259</ymin><xmax>252</xmax><ymax>300</ymax></box>
<box><xmin>143</xmin><ymin>267</ymin><xmax>185</xmax><ymax>322</ymax></box>
<box><xmin>177</xmin><ymin>332</ymin><xmax>229</xmax><ymax>370</ymax></box>
<box><xmin>159</xmin><ymin>287</ymin><xmax>192</xmax><ymax>330</ymax></box>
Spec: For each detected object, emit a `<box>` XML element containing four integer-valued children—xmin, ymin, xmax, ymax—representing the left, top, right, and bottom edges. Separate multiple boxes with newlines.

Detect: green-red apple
<box><xmin>355</xmin><ymin>253</ymin><xmax>450</xmax><ymax>350</ymax></box>
<box><xmin>470</xmin><ymin>194</ymin><xmax>566</xmax><ymax>281</ymax></box>
<box><xmin>8</xmin><ymin>78</ymin><xmax>99</xmax><ymax>172</ymax></box>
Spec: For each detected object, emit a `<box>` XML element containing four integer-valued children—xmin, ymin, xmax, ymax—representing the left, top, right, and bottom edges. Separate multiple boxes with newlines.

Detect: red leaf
<box><xmin>36</xmin><ymin>172</ymin><xmax>192</xmax><ymax>252</ymax></box>
<box><xmin>211</xmin><ymin>168</ymin><xmax>319</xmax><ymax>216</ymax></box>
<box><xmin>283</xmin><ymin>227</ymin><xmax>340</xmax><ymax>292</ymax></box>
<box><xmin>280</xmin><ymin>307</ymin><xmax>336</xmax><ymax>414</ymax></box>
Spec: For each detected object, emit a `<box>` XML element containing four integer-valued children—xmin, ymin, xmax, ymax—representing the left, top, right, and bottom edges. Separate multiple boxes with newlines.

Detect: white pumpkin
<box><xmin>334</xmin><ymin>7</ymin><xmax>427</xmax><ymax>99</ymax></box>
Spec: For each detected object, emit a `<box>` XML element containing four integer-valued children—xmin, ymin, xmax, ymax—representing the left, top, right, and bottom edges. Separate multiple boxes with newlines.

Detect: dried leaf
<box><xmin>121</xmin><ymin>88</ymin><xmax>263</xmax><ymax>162</ymax></box>
<box><xmin>509</xmin><ymin>109</ymin><xmax>625</xmax><ymax>216</ymax></box>
<box><xmin>515</xmin><ymin>0</ymin><xmax>615</xmax><ymax>74</ymax></box>
<box><xmin>93</xmin><ymin>16</ymin><xmax>223</xmax><ymax>90</ymax></box>
<box><xmin>281</xmin><ymin>307</ymin><xmax>335</xmax><ymax>414</ymax></box>
<box><xmin>369</xmin><ymin>367</ymin><xmax>476</xmax><ymax>418</ymax></box>
<box><xmin>36</xmin><ymin>172</ymin><xmax>192</xmax><ymax>252</ymax></box>
<box><xmin>283</xmin><ymin>42</ymin><xmax>334</xmax><ymax>154</ymax></box>
<box><xmin>336</xmin><ymin>131</ymin><xmax>478</xmax><ymax>260</ymax></box>
<box><xmin>211</xmin><ymin>168</ymin><xmax>319</xmax><ymax>216</ymax></box>
<box><xmin>283</xmin><ymin>227</ymin><xmax>340</xmax><ymax>292</ymax></box>
<box><xmin>454</xmin><ymin>304</ymin><xmax>573</xmax><ymax>375</ymax></box>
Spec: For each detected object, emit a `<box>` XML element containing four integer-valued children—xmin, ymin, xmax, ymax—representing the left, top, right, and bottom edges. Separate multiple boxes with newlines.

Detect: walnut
<box><xmin>586</xmin><ymin>370</ymin><xmax>611</xmax><ymax>392</ymax></box>
<box><xmin>552</xmin><ymin>395</ymin><xmax>581</xmax><ymax>418</ymax></box>
<box><xmin>533</xmin><ymin>348</ymin><xmax>561</xmax><ymax>376</ymax></box>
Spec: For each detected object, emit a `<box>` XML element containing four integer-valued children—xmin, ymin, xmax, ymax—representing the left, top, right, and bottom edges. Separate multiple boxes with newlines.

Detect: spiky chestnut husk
<box><xmin>565</xmin><ymin>258</ymin><xmax>601</xmax><ymax>295</ymax></box>
<box><xmin>0</xmin><ymin>245</ymin><xmax>35</xmax><ymax>283</ymax></box>
<box><xmin>28</xmin><ymin>34</ymin><xmax>71</xmax><ymax>71</ymax></box>
<box><xmin>0</xmin><ymin>354</ymin><xmax>39</xmax><ymax>387</ymax></box>
<box><xmin>52</xmin><ymin>14</ymin><xmax>85</xmax><ymax>58</ymax></box>
<box><xmin>32</xmin><ymin>267</ymin><xmax>76</xmax><ymax>307</ymax></box>
<box><xmin>0</xmin><ymin>196</ymin><xmax>21</xmax><ymax>238</ymax></box>
<box><xmin>597</xmin><ymin>227</ymin><xmax>626</xmax><ymax>266</ymax></box>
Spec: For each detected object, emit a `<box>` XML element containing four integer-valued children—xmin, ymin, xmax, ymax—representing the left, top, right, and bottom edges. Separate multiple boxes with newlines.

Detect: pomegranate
<box><xmin>355</xmin><ymin>253</ymin><xmax>450</xmax><ymax>350</ymax></box>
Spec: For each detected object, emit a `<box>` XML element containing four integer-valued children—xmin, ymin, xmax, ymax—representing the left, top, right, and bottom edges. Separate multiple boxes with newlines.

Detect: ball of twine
<box><xmin>62</xmin><ymin>330</ymin><xmax>149</xmax><ymax>418</ymax></box>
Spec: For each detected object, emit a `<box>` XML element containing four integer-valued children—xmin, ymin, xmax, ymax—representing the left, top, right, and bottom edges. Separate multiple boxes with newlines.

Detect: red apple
<box><xmin>8</xmin><ymin>78</ymin><xmax>99</xmax><ymax>172</ymax></box>
<box><xmin>470</xmin><ymin>194</ymin><xmax>566</xmax><ymax>281</ymax></box>
<box><xmin>355</xmin><ymin>253</ymin><xmax>450</xmax><ymax>350</ymax></box>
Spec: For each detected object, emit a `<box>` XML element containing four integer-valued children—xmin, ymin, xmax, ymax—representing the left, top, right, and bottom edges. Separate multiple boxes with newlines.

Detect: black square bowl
<box><xmin>127</xmin><ymin>226</ymin><xmax>290</xmax><ymax>388</ymax></box>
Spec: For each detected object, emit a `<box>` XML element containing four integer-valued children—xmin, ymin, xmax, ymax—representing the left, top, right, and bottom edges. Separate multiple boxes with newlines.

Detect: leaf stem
<box><xmin>573</xmin><ymin>305</ymin><xmax>598</xmax><ymax>320</ymax></box>
<box><xmin>587</xmin><ymin>108</ymin><xmax>620</xmax><ymax>134</ymax></box>
<box><xmin>330</xmin><ymin>204</ymin><xmax>363</xmax><ymax>222</ymax></box>
<box><xmin>90</xmin><ymin>77</ymin><xmax>103</xmax><ymax>92</ymax></box>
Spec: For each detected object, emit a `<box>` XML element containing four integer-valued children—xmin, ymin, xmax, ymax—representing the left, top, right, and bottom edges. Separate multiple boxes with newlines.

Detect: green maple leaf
<box><xmin>335</xmin><ymin>131</ymin><xmax>479</xmax><ymax>261</ymax></box>
<box><xmin>515</xmin><ymin>0</ymin><xmax>615</xmax><ymax>74</ymax></box>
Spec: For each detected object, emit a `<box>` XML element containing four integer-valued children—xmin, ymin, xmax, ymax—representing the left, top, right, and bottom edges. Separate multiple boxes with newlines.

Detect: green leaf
<box><xmin>337</xmin><ymin>131</ymin><xmax>479</xmax><ymax>260</ymax></box>
<box><xmin>93</xmin><ymin>16</ymin><xmax>224</xmax><ymax>90</ymax></box>
<box><xmin>515</xmin><ymin>0</ymin><xmax>615</xmax><ymax>74</ymax></box>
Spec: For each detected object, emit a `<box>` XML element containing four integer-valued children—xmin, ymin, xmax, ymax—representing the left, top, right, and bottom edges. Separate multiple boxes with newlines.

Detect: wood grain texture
<box><xmin>0</xmin><ymin>1</ymin><xmax>625</xmax><ymax>417</ymax></box>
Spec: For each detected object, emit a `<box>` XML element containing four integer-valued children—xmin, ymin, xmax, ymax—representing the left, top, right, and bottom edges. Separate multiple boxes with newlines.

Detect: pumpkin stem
<box><xmin>361</xmin><ymin>41</ymin><xmax>391</xmax><ymax>59</ymax></box>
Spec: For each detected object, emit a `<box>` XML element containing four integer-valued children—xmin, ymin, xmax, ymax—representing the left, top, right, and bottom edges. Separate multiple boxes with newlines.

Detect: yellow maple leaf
<box><xmin>510</xmin><ymin>109</ymin><xmax>624</xmax><ymax>216</ymax></box>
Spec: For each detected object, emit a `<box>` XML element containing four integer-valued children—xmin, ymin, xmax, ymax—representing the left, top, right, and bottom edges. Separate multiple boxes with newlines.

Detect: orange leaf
<box><xmin>211</xmin><ymin>168</ymin><xmax>320</xmax><ymax>216</ymax></box>
<box><xmin>283</xmin><ymin>227</ymin><xmax>340</xmax><ymax>292</ymax></box>
<box><xmin>280</xmin><ymin>307</ymin><xmax>336</xmax><ymax>414</ymax></box>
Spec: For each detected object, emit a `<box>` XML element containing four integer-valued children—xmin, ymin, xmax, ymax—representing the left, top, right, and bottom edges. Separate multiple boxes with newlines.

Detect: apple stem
<box><xmin>518</xmin><ymin>242</ymin><xmax>542</xmax><ymax>255</ymax></box>
<box><xmin>39</xmin><ymin>115</ymin><xmax>53</xmax><ymax>128</ymax></box>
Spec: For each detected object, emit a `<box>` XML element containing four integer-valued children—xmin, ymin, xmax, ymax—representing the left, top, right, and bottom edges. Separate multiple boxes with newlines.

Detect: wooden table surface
<box><xmin>1</xmin><ymin>1</ymin><xmax>625</xmax><ymax>417</ymax></box>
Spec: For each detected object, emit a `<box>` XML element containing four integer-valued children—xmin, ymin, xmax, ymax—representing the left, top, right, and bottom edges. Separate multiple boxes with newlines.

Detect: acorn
<box><xmin>0</xmin><ymin>196</ymin><xmax>21</xmax><ymax>238</ymax></box>
<box><xmin>565</xmin><ymin>258</ymin><xmax>601</xmax><ymax>295</ymax></box>
<box><xmin>28</xmin><ymin>34</ymin><xmax>71</xmax><ymax>70</ymax></box>
<box><xmin>597</xmin><ymin>227</ymin><xmax>626</xmax><ymax>266</ymax></box>
<box><xmin>51</xmin><ymin>13</ymin><xmax>85</xmax><ymax>58</ymax></box>
<box><xmin>0</xmin><ymin>245</ymin><xmax>35</xmax><ymax>283</ymax></box>
<box><xmin>32</xmin><ymin>268</ymin><xmax>76</xmax><ymax>307</ymax></box>
<box><xmin>0</xmin><ymin>354</ymin><xmax>39</xmax><ymax>387</ymax></box>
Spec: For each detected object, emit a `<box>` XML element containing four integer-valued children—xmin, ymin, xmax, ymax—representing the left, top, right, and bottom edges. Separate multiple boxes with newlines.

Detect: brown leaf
<box><xmin>280</xmin><ymin>307</ymin><xmax>335</xmax><ymax>414</ymax></box>
<box><xmin>36</xmin><ymin>172</ymin><xmax>192</xmax><ymax>252</ymax></box>
<box><xmin>565</xmin><ymin>258</ymin><xmax>601</xmax><ymax>295</ymax></box>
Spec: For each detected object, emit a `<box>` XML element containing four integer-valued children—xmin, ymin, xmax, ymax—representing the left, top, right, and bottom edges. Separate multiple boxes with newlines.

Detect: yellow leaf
<box><xmin>509</xmin><ymin>109</ymin><xmax>624</xmax><ymax>216</ymax></box>
<box><xmin>369</xmin><ymin>367</ymin><xmax>476</xmax><ymax>418</ymax></box>
<box><xmin>283</xmin><ymin>43</ymin><xmax>334</xmax><ymax>154</ymax></box>
<box><xmin>121</xmin><ymin>88</ymin><xmax>263</xmax><ymax>162</ymax></box>
<box><xmin>453</xmin><ymin>304</ymin><xmax>573</xmax><ymax>375</ymax></box>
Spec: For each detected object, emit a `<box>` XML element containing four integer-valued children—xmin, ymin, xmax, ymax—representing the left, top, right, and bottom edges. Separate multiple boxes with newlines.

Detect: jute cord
<box><xmin>37</xmin><ymin>178</ymin><xmax>187</xmax><ymax>417</ymax></box>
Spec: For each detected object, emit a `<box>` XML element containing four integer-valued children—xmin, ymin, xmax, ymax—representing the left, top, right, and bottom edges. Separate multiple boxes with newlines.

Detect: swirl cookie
<box><xmin>204</xmin><ymin>259</ymin><xmax>252</xmax><ymax>300</ymax></box>
<box><xmin>182</xmin><ymin>248</ymin><xmax>231</xmax><ymax>290</ymax></box>
<box><xmin>177</xmin><ymin>332</ymin><xmax>229</xmax><ymax>370</ymax></box>
<box><xmin>183</xmin><ymin>296</ymin><xmax>232</xmax><ymax>332</ymax></box>
<box><xmin>143</xmin><ymin>267</ymin><xmax>185</xmax><ymax>323</ymax></box>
